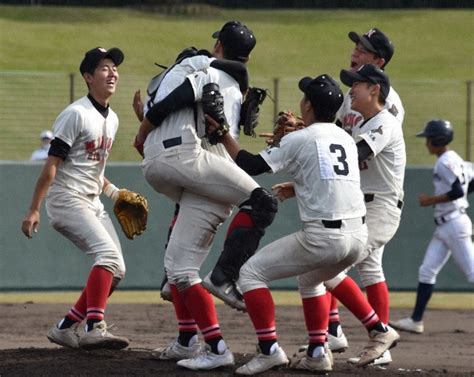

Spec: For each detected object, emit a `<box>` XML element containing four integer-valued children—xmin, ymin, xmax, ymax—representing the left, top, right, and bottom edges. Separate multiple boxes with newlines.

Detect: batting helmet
<box><xmin>416</xmin><ymin>119</ymin><xmax>453</xmax><ymax>146</ymax></box>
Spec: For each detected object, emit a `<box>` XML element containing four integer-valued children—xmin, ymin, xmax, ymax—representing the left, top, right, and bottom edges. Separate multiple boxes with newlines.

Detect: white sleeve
<box><xmin>52</xmin><ymin>109</ymin><xmax>82</xmax><ymax>147</ymax></box>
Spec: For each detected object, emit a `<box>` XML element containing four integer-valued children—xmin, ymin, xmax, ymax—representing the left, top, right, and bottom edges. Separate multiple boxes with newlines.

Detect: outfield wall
<box><xmin>1</xmin><ymin>162</ymin><xmax>472</xmax><ymax>291</ymax></box>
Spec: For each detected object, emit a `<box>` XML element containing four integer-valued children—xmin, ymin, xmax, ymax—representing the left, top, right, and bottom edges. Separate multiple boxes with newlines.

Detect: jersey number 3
<box><xmin>330</xmin><ymin>144</ymin><xmax>349</xmax><ymax>176</ymax></box>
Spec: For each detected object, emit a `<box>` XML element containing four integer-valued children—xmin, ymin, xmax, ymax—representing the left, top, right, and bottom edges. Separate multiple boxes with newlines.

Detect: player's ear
<box><xmin>83</xmin><ymin>72</ymin><xmax>93</xmax><ymax>84</ymax></box>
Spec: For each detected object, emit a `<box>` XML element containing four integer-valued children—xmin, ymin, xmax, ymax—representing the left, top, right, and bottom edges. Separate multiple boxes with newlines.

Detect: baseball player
<box><xmin>322</xmin><ymin>64</ymin><xmax>406</xmax><ymax>366</ymax></box>
<box><xmin>206</xmin><ymin>74</ymin><xmax>399</xmax><ymax>374</ymax></box>
<box><xmin>30</xmin><ymin>130</ymin><xmax>53</xmax><ymax>161</ymax></box>
<box><xmin>21</xmin><ymin>47</ymin><xmax>130</xmax><ymax>350</ymax></box>
<box><xmin>391</xmin><ymin>120</ymin><xmax>474</xmax><ymax>334</ymax></box>
<box><xmin>134</xmin><ymin>21</ymin><xmax>278</xmax><ymax>370</ymax></box>
<box><xmin>329</xmin><ymin>28</ymin><xmax>405</xmax><ymax>363</ymax></box>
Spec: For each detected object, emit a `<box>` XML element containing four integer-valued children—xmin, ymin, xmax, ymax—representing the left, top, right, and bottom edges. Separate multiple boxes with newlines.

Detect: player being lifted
<box><xmin>391</xmin><ymin>120</ymin><xmax>474</xmax><ymax>334</ymax></box>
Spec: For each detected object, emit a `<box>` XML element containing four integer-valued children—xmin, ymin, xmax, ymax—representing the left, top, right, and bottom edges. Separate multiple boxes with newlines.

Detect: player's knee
<box><xmin>244</xmin><ymin>187</ymin><xmax>278</xmax><ymax>230</ymax></box>
<box><xmin>418</xmin><ymin>264</ymin><xmax>437</xmax><ymax>285</ymax></box>
<box><xmin>168</xmin><ymin>271</ymin><xmax>200</xmax><ymax>291</ymax></box>
<box><xmin>324</xmin><ymin>271</ymin><xmax>347</xmax><ymax>290</ymax></box>
<box><xmin>237</xmin><ymin>263</ymin><xmax>266</xmax><ymax>293</ymax></box>
<box><xmin>298</xmin><ymin>283</ymin><xmax>326</xmax><ymax>299</ymax></box>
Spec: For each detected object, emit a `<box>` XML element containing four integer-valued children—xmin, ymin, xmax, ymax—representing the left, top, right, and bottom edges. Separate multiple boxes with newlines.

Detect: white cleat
<box><xmin>389</xmin><ymin>317</ymin><xmax>424</xmax><ymax>334</ymax></box>
<box><xmin>356</xmin><ymin>326</ymin><xmax>399</xmax><ymax>366</ymax></box>
<box><xmin>78</xmin><ymin>320</ymin><xmax>129</xmax><ymax>350</ymax></box>
<box><xmin>291</xmin><ymin>352</ymin><xmax>332</xmax><ymax>373</ymax></box>
<box><xmin>202</xmin><ymin>273</ymin><xmax>246</xmax><ymax>312</ymax></box>
<box><xmin>348</xmin><ymin>349</ymin><xmax>392</xmax><ymax>366</ymax></box>
<box><xmin>151</xmin><ymin>340</ymin><xmax>201</xmax><ymax>360</ymax></box>
<box><xmin>290</xmin><ymin>344</ymin><xmax>333</xmax><ymax>369</ymax></box>
<box><xmin>177</xmin><ymin>345</ymin><xmax>235</xmax><ymax>370</ymax></box>
<box><xmin>236</xmin><ymin>345</ymin><xmax>289</xmax><ymax>375</ymax></box>
<box><xmin>47</xmin><ymin>323</ymin><xmax>80</xmax><ymax>349</ymax></box>
<box><xmin>328</xmin><ymin>327</ymin><xmax>349</xmax><ymax>353</ymax></box>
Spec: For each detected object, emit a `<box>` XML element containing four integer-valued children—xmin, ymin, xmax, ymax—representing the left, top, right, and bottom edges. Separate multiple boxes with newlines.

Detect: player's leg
<box><xmin>165</xmin><ymin>192</ymin><xmax>235</xmax><ymax>370</ymax></box>
<box><xmin>390</xmin><ymin>234</ymin><xmax>449</xmax><ymax>334</ymax></box>
<box><xmin>446</xmin><ymin>215</ymin><xmax>474</xmax><ymax>283</ymax></box>
<box><xmin>45</xmin><ymin>193</ymin><xmax>128</xmax><ymax>350</ymax></box>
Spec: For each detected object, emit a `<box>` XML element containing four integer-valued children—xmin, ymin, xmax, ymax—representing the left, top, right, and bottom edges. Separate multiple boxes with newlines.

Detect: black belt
<box><xmin>322</xmin><ymin>216</ymin><xmax>365</xmax><ymax>229</ymax></box>
<box><xmin>163</xmin><ymin>136</ymin><xmax>182</xmax><ymax>149</ymax></box>
<box><xmin>364</xmin><ymin>193</ymin><xmax>403</xmax><ymax>210</ymax></box>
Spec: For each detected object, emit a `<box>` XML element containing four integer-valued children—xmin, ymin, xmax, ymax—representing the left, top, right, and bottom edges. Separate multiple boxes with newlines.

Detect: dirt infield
<box><xmin>0</xmin><ymin>302</ymin><xmax>472</xmax><ymax>376</ymax></box>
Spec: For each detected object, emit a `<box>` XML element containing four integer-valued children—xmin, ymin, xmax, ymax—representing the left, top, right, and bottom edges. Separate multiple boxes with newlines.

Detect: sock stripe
<box><xmin>256</xmin><ymin>327</ymin><xmax>277</xmax><ymax>341</ymax></box>
<box><xmin>308</xmin><ymin>330</ymin><xmax>327</xmax><ymax>343</ymax></box>
<box><xmin>361</xmin><ymin>311</ymin><xmax>380</xmax><ymax>328</ymax></box>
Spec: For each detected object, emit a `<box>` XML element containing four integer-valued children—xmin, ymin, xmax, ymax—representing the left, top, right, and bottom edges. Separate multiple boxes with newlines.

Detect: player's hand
<box><xmin>133</xmin><ymin>135</ymin><xmax>145</xmax><ymax>158</ymax></box>
<box><xmin>419</xmin><ymin>193</ymin><xmax>432</xmax><ymax>207</ymax></box>
<box><xmin>21</xmin><ymin>210</ymin><xmax>40</xmax><ymax>238</ymax></box>
<box><xmin>272</xmin><ymin>182</ymin><xmax>295</xmax><ymax>202</ymax></box>
<box><xmin>133</xmin><ymin>90</ymin><xmax>144</xmax><ymax>122</ymax></box>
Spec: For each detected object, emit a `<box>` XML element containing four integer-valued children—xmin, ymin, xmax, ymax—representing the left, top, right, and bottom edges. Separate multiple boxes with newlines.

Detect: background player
<box><xmin>205</xmin><ymin>74</ymin><xmax>398</xmax><ymax>374</ymax></box>
<box><xmin>390</xmin><ymin>120</ymin><xmax>474</xmax><ymax>334</ymax></box>
<box><xmin>30</xmin><ymin>130</ymin><xmax>54</xmax><ymax>161</ymax></box>
<box><xmin>21</xmin><ymin>47</ymin><xmax>131</xmax><ymax>350</ymax></box>
<box><xmin>134</xmin><ymin>21</ymin><xmax>278</xmax><ymax>370</ymax></box>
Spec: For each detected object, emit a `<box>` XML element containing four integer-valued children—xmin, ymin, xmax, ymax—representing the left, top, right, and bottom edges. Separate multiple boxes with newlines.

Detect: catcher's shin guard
<box><xmin>210</xmin><ymin>188</ymin><xmax>277</xmax><ymax>286</ymax></box>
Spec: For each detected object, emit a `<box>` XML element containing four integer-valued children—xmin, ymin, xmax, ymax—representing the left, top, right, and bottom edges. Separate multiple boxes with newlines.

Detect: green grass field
<box><xmin>0</xmin><ymin>290</ymin><xmax>472</xmax><ymax>310</ymax></box>
<box><xmin>0</xmin><ymin>6</ymin><xmax>473</xmax><ymax>162</ymax></box>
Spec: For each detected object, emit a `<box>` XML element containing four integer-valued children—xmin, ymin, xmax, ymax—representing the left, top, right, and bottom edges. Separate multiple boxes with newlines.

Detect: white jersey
<box><xmin>51</xmin><ymin>96</ymin><xmax>118</xmax><ymax>196</ymax></box>
<box><xmin>144</xmin><ymin>55</ymin><xmax>242</xmax><ymax>160</ymax></box>
<box><xmin>260</xmin><ymin>122</ymin><xmax>366</xmax><ymax>221</ymax></box>
<box><xmin>433</xmin><ymin>150</ymin><xmax>471</xmax><ymax>218</ymax></box>
<box><xmin>337</xmin><ymin>86</ymin><xmax>404</xmax><ymax>135</ymax></box>
<box><xmin>352</xmin><ymin>108</ymin><xmax>406</xmax><ymax>205</ymax></box>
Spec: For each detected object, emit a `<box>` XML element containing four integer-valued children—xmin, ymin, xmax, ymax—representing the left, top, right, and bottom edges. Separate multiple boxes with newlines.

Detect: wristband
<box><xmin>103</xmin><ymin>183</ymin><xmax>120</xmax><ymax>202</ymax></box>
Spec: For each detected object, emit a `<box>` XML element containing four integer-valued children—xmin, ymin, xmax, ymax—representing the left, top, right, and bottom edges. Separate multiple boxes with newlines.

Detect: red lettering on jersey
<box><xmin>342</xmin><ymin>113</ymin><xmax>363</xmax><ymax>135</ymax></box>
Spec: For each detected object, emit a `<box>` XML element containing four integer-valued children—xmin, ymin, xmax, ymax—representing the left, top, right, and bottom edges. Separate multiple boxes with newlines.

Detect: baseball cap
<box><xmin>79</xmin><ymin>47</ymin><xmax>124</xmax><ymax>75</ymax></box>
<box><xmin>349</xmin><ymin>28</ymin><xmax>394</xmax><ymax>64</ymax></box>
<box><xmin>212</xmin><ymin>21</ymin><xmax>256</xmax><ymax>62</ymax></box>
<box><xmin>40</xmin><ymin>130</ymin><xmax>53</xmax><ymax>140</ymax></box>
<box><xmin>340</xmin><ymin>64</ymin><xmax>390</xmax><ymax>100</ymax></box>
<box><xmin>298</xmin><ymin>74</ymin><xmax>344</xmax><ymax>117</ymax></box>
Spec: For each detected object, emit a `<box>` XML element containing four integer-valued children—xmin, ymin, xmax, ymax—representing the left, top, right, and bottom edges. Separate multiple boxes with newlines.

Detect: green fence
<box><xmin>1</xmin><ymin>162</ymin><xmax>472</xmax><ymax>291</ymax></box>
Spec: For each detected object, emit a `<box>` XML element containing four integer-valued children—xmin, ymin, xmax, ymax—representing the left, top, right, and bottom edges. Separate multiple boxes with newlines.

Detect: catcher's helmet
<box><xmin>416</xmin><ymin>119</ymin><xmax>453</xmax><ymax>146</ymax></box>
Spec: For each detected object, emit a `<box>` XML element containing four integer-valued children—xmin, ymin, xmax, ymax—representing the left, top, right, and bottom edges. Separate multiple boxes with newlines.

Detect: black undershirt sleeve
<box><xmin>235</xmin><ymin>150</ymin><xmax>271</xmax><ymax>176</ymax></box>
<box><xmin>48</xmin><ymin>137</ymin><xmax>70</xmax><ymax>161</ymax></box>
<box><xmin>446</xmin><ymin>178</ymin><xmax>464</xmax><ymax>200</ymax></box>
<box><xmin>357</xmin><ymin>139</ymin><xmax>374</xmax><ymax>162</ymax></box>
<box><xmin>145</xmin><ymin>78</ymin><xmax>195</xmax><ymax>126</ymax></box>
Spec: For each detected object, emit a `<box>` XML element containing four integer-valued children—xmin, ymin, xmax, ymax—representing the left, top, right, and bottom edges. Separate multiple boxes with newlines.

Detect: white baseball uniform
<box><xmin>419</xmin><ymin>151</ymin><xmax>474</xmax><ymax>284</ymax></box>
<box><xmin>238</xmin><ymin>123</ymin><xmax>368</xmax><ymax>298</ymax></box>
<box><xmin>326</xmin><ymin>108</ymin><xmax>406</xmax><ymax>289</ymax></box>
<box><xmin>45</xmin><ymin>95</ymin><xmax>125</xmax><ymax>278</ymax></box>
<box><xmin>337</xmin><ymin>86</ymin><xmax>404</xmax><ymax>135</ymax></box>
<box><xmin>142</xmin><ymin>55</ymin><xmax>260</xmax><ymax>288</ymax></box>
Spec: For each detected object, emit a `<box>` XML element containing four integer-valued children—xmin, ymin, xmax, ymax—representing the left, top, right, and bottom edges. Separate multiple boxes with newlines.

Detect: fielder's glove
<box><xmin>240</xmin><ymin>87</ymin><xmax>267</xmax><ymax>137</ymax></box>
<box><xmin>262</xmin><ymin>110</ymin><xmax>306</xmax><ymax>147</ymax></box>
<box><xmin>113</xmin><ymin>189</ymin><xmax>148</xmax><ymax>240</ymax></box>
<box><xmin>201</xmin><ymin>83</ymin><xmax>229</xmax><ymax>145</ymax></box>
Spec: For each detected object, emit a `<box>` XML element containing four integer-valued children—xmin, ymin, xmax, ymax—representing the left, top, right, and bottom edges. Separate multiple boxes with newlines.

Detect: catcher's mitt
<box><xmin>113</xmin><ymin>189</ymin><xmax>148</xmax><ymax>240</ymax></box>
<box><xmin>261</xmin><ymin>110</ymin><xmax>306</xmax><ymax>147</ymax></box>
<box><xmin>240</xmin><ymin>87</ymin><xmax>267</xmax><ymax>137</ymax></box>
<box><xmin>202</xmin><ymin>83</ymin><xmax>229</xmax><ymax>145</ymax></box>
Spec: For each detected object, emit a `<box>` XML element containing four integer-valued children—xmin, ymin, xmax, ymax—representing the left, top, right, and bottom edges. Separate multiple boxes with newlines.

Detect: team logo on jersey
<box><xmin>85</xmin><ymin>137</ymin><xmax>113</xmax><ymax>161</ymax></box>
<box><xmin>388</xmin><ymin>104</ymin><xmax>399</xmax><ymax>117</ymax></box>
<box><xmin>368</xmin><ymin>125</ymin><xmax>383</xmax><ymax>141</ymax></box>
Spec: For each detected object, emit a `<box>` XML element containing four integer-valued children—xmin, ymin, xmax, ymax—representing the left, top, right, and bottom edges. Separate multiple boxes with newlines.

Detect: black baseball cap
<box><xmin>340</xmin><ymin>64</ymin><xmax>390</xmax><ymax>100</ymax></box>
<box><xmin>298</xmin><ymin>74</ymin><xmax>344</xmax><ymax>117</ymax></box>
<box><xmin>79</xmin><ymin>47</ymin><xmax>124</xmax><ymax>75</ymax></box>
<box><xmin>212</xmin><ymin>21</ymin><xmax>256</xmax><ymax>62</ymax></box>
<box><xmin>349</xmin><ymin>28</ymin><xmax>394</xmax><ymax>64</ymax></box>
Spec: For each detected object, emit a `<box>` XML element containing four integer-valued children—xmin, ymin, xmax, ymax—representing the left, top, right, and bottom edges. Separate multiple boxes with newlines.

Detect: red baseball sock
<box><xmin>67</xmin><ymin>289</ymin><xmax>87</xmax><ymax>323</ymax></box>
<box><xmin>85</xmin><ymin>266</ymin><xmax>113</xmax><ymax>321</ymax></box>
<box><xmin>366</xmin><ymin>282</ymin><xmax>389</xmax><ymax>324</ymax></box>
<box><xmin>302</xmin><ymin>294</ymin><xmax>329</xmax><ymax>345</ymax></box>
<box><xmin>243</xmin><ymin>288</ymin><xmax>278</xmax><ymax>354</ymax></box>
<box><xmin>331</xmin><ymin>276</ymin><xmax>380</xmax><ymax>330</ymax></box>
<box><xmin>169</xmin><ymin>284</ymin><xmax>198</xmax><ymax>345</ymax></box>
<box><xmin>226</xmin><ymin>210</ymin><xmax>254</xmax><ymax>236</ymax></box>
<box><xmin>179</xmin><ymin>283</ymin><xmax>222</xmax><ymax>342</ymax></box>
